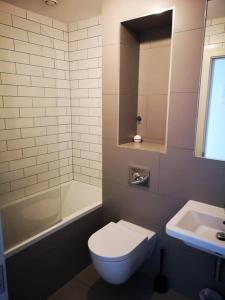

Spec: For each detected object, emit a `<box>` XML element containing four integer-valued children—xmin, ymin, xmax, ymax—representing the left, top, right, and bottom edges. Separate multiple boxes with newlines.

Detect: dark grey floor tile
<box><xmin>150</xmin><ymin>290</ymin><xmax>176</xmax><ymax>300</ymax></box>
<box><xmin>174</xmin><ymin>292</ymin><xmax>190</xmax><ymax>300</ymax></box>
<box><xmin>48</xmin><ymin>265</ymin><xmax>190</xmax><ymax>300</ymax></box>
<box><xmin>86</xmin><ymin>270</ymin><xmax>154</xmax><ymax>300</ymax></box>
<box><xmin>48</xmin><ymin>279</ymin><xmax>89</xmax><ymax>300</ymax></box>
<box><xmin>76</xmin><ymin>264</ymin><xmax>100</xmax><ymax>287</ymax></box>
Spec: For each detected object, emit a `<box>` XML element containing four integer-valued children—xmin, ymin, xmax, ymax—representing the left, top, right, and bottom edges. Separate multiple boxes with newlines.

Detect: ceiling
<box><xmin>2</xmin><ymin>0</ymin><xmax>102</xmax><ymax>24</ymax></box>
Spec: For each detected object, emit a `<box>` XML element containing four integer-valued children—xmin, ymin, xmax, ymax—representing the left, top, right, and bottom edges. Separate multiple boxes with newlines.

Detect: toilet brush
<box><xmin>153</xmin><ymin>248</ymin><xmax>169</xmax><ymax>293</ymax></box>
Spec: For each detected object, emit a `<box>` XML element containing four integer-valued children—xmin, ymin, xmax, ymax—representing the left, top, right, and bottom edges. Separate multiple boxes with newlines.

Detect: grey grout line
<box><xmin>0</xmin><ymin>22</ymin><xmax>67</xmax><ymax>43</ymax></box>
<box><xmin>0</xmin><ymin>16</ymin><xmax>102</xmax><ymax>198</ymax></box>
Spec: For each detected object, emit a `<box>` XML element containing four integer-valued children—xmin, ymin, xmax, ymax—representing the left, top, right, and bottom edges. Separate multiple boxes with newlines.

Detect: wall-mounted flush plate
<box><xmin>128</xmin><ymin>166</ymin><xmax>150</xmax><ymax>187</ymax></box>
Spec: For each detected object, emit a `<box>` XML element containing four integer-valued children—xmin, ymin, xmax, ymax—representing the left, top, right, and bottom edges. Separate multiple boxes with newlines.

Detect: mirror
<box><xmin>195</xmin><ymin>0</ymin><xmax>225</xmax><ymax>161</ymax></box>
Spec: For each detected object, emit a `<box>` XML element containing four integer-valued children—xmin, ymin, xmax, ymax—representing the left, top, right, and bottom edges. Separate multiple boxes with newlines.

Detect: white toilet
<box><xmin>88</xmin><ymin>220</ymin><xmax>156</xmax><ymax>284</ymax></box>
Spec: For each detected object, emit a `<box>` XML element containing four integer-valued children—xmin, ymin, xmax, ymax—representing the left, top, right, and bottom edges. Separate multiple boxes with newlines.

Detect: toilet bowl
<box><xmin>88</xmin><ymin>220</ymin><xmax>156</xmax><ymax>284</ymax></box>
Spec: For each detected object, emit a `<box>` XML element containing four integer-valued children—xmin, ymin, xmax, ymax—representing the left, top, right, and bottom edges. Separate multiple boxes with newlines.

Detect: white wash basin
<box><xmin>166</xmin><ymin>200</ymin><xmax>225</xmax><ymax>258</ymax></box>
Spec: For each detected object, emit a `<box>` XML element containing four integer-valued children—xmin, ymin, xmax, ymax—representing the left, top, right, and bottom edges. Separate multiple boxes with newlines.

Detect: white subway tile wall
<box><xmin>0</xmin><ymin>1</ymin><xmax>74</xmax><ymax>205</ymax></box>
<box><xmin>0</xmin><ymin>1</ymin><xmax>102</xmax><ymax>205</ymax></box>
<box><xmin>69</xmin><ymin>17</ymin><xmax>102</xmax><ymax>187</ymax></box>
<box><xmin>205</xmin><ymin>17</ymin><xmax>225</xmax><ymax>48</ymax></box>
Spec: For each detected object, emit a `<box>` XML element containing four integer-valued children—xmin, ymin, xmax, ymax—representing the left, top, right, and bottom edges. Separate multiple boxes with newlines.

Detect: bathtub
<box><xmin>1</xmin><ymin>180</ymin><xmax>102</xmax><ymax>258</ymax></box>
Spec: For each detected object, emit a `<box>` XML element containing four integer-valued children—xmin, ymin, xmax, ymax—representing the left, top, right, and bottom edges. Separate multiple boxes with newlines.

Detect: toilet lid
<box><xmin>88</xmin><ymin>222</ymin><xmax>148</xmax><ymax>262</ymax></box>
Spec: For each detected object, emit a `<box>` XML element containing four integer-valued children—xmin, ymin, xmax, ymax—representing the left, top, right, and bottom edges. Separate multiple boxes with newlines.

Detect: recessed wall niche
<box><xmin>118</xmin><ymin>10</ymin><xmax>173</xmax><ymax>153</ymax></box>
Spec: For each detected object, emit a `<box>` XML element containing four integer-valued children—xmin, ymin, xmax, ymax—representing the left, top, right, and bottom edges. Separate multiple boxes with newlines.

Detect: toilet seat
<box><xmin>88</xmin><ymin>222</ymin><xmax>148</xmax><ymax>262</ymax></box>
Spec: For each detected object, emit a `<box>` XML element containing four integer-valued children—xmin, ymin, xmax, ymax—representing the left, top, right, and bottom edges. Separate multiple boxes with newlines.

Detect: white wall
<box><xmin>205</xmin><ymin>17</ymin><xmax>225</xmax><ymax>48</ymax></box>
<box><xmin>69</xmin><ymin>18</ymin><xmax>102</xmax><ymax>187</ymax></box>
<box><xmin>0</xmin><ymin>1</ymin><xmax>102</xmax><ymax>206</ymax></box>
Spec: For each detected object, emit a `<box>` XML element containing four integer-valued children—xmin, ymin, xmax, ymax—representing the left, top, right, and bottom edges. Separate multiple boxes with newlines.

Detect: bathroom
<box><xmin>0</xmin><ymin>0</ymin><xmax>225</xmax><ymax>299</ymax></box>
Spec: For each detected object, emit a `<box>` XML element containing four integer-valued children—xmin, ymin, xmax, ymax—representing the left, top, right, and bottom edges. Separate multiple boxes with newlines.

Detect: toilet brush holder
<box><xmin>154</xmin><ymin>248</ymin><xmax>169</xmax><ymax>293</ymax></box>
